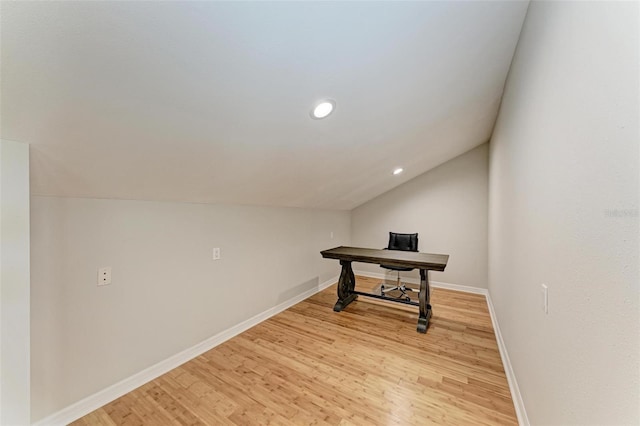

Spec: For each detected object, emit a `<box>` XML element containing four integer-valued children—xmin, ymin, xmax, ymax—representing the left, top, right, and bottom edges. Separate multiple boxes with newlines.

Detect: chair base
<box><xmin>380</xmin><ymin>272</ymin><xmax>418</xmax><ymax>301</ymax></box>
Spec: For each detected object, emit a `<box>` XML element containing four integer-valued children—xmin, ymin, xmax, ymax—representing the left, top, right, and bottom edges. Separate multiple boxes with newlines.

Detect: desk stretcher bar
<box><xmin>320</xmin><ymin>246</ymin><xmax>449</xmax><ymax>333</ymax></box>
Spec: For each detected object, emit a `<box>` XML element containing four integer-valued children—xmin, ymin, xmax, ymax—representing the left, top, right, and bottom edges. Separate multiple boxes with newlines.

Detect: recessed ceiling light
<box><xmin>311</xmin><ymin>100</ymin><xmax>335</xmax><ymax>119</ymax></box>
<box><xmin>393</xmin><ymin>168</ymin><xmax>404</xmax><ymax>175</ymax></box>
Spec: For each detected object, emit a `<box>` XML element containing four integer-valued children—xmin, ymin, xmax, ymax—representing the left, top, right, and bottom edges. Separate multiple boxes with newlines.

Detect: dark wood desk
<box><xmin>320</xmin><ymin>246</ymin><xmax>449</xmax><ymax>333</ymax></box>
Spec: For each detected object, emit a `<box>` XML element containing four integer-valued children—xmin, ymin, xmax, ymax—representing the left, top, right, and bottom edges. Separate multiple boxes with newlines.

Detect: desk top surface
<box><xmin>321</xmin><ymin>246</ymin><xmax>449</xmax><ymax>271</ymax></box>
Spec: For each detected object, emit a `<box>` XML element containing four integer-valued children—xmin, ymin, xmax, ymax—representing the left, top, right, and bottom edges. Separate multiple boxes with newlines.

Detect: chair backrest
<box><xmin>387</xmin><ymin>232</ymin><xmax>418</xmax><ymax>252</ymax></box>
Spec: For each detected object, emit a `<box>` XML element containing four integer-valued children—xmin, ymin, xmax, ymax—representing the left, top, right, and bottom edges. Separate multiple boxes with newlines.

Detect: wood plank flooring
<box><xmin>72</xmin><ymin>276</ymin><xmax>517</xmax><ymax>425</ymax></box>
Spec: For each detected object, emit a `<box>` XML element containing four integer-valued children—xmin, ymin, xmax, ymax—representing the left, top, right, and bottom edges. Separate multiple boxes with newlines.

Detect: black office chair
<box><xmin>380</xmin><ymin>232</ymin><xmax>419</xmax><ymax>301</ymax></box>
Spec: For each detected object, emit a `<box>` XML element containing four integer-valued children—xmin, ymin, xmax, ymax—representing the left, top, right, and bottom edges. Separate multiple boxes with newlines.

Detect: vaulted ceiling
<box><xmin>1</xmin><ymin>1</ymin><xmax>528</xmax><ymax>210</ymax></box>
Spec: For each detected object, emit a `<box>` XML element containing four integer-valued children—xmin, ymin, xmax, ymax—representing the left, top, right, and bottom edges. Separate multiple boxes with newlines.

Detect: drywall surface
<box><xmin>488</xmin><ymin>1</ymin><xmax>639</xmax><ymax>424</ymax></box>
<box><xmin>30</xmin><ymin>197</ymin><xmax>349</xmax><ymax>421</ymax></box>
<box><xmin>0</xmin><ymin>140</ymin><xmax>30</xmax><ymax>425</ymax></box>
<box><xmin>2</xmin><ymin>1</ymin><xmax>529</xmax><ymax>210</ymax></box>
<box><xmin>351</xmin><ymin>143</ymin><xmax>489</xmax><ymax>288</ymax></box>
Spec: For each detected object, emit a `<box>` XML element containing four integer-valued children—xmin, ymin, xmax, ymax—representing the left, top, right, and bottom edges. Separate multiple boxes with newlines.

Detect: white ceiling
<box><xmin>1</xmin><ymin>1</ymin><xmax>528</xmax><ymax>210</ymax></box>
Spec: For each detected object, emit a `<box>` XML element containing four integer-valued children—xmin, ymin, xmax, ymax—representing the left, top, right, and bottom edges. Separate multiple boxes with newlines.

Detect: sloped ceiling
<box><xmin>1</xmin><ymin>1</ymin><xmax>528</xmax><ymax>210</ymax></box>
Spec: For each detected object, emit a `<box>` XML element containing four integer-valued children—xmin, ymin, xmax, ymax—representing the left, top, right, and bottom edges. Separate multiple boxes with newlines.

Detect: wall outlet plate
<box><xmin>98</xmin><ymin>267</ymin><xmax>112</xmax><ymax>286</ymax></box>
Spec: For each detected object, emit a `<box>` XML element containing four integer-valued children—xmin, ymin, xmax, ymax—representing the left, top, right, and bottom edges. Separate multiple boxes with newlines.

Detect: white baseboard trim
<box><xmin>32</xmin><ymin>275</ymin><xmax>339</xmax><ymax>426</ymax></box>
<box><xmin>354</xmin><ymin>270</ymin><xmax>528</xmax><ymax>426</ymax></box>
<box><xmin>485</xmin><ymin>293</ymin><xmax>529</xmax><ymax>426</ymax></box>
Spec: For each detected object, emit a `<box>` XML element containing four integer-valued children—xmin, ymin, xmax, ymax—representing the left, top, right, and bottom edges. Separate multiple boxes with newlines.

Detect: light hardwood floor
<box><xmin>72</xmin><ymin>276</ymin><xmax>517</xmax><ymax>425</ymax></box>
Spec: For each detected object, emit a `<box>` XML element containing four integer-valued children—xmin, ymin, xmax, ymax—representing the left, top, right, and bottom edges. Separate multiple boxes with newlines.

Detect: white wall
<box><xmin>351</xmin><ymin>143</ymin><xmax>489</xmax><ymax>288</ymax></box>
<box><xmin>0</xmin><ymin>140</ymin><xmax>31</xmax><ymax>425</ymax></box>
<box><xmin>488</xmin><ymin>1</ymin><xmax>639</xmax><ymax>425</ymax></box>
<box><xmin>30</xmin><ymin>197</ymin><xmax>349</xmax><ymax>421</ymax></box>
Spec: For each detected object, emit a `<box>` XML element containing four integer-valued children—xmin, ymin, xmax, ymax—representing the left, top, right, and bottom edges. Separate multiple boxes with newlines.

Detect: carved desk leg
<box><xmin>333</xmin><ymin>260</ymin><xmax>358</xmax><ymax>312</ymax></box>
<box><xmin>417</xmin><ymin>269</ymin><xmax>432</xmax><ymax>333</ymax></box>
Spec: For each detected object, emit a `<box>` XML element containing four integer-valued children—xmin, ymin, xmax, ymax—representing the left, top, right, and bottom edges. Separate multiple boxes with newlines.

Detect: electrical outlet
<box><xmin>330</xmin><ymin>231</ymin><xmax>334</xmax><ymax>239</ymax></box>
<box><xmin>98</xmin><ymin>267</ymin><xmax>112</xmax><ymax>286</ymax></box>
<box><xmin>212</xmin><ymin>247</ymin><xmax>221</xmax><ymax>260</ymax></box>
<box><xmin>541</xmin><ymin>284</ymin><xmax>548</xmax><ymax>314</ymax></box>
